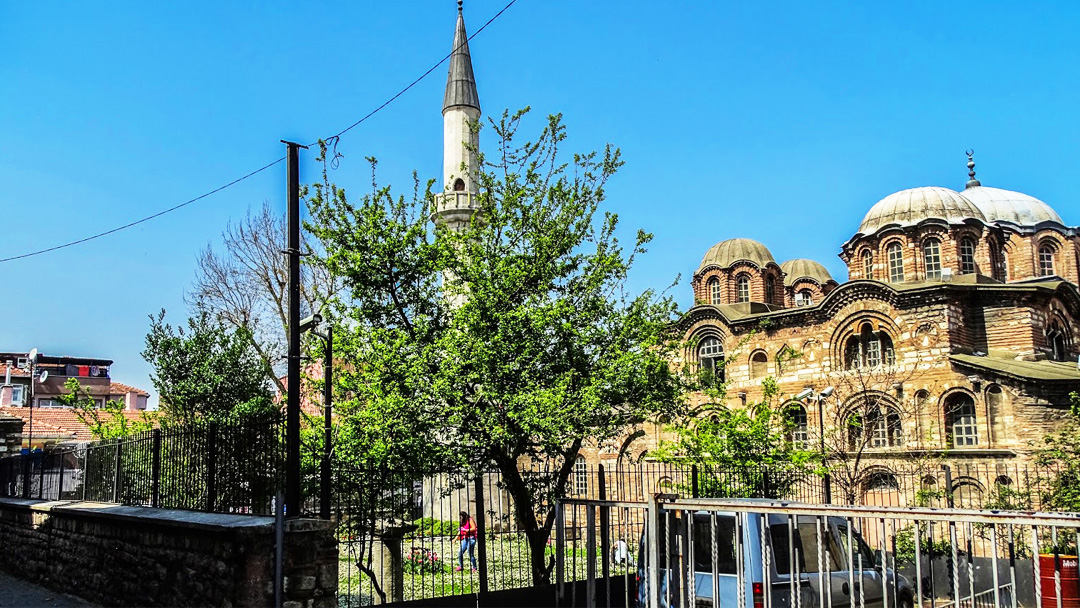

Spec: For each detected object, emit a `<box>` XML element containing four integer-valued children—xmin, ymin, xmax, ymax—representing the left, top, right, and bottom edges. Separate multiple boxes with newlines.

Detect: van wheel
<box><xmin>898</xmin><ymin>594</ymin><xmax>914</xmax><ymax>608</ymax></box>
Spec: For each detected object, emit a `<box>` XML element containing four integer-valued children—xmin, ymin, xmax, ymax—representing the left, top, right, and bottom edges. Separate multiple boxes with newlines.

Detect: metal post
<box><xmin>473</xmin><ymin>475</ymin><xmax>489</xmax><ymax>598</ymax></box>
<box><xmin>818</xmin><ymin>395</ymin><xmax>832</xmax><ymax>503</ymax></box>
<box><xmin>598</xmin><ymin>465</ymin><xmax>611</xmax><ymax>608</ymax></box>
<box><xmin>282</xmin><ymin>139</ymin><xmax>306</xmax><ymax>518</ymax></box>
<box><xmin>151</xmin><ymin>429</ymin><xmax>162</xmax><ymax>508</ymax></box>
<box><xmin>691</xmin><ymin>464</ymin><xmax>699</xmax><ymax>499</ymax></box>
<box><xmin>207</xmin><ymin>423</ymin><xmax>218</xmax><ymax>512</ymax></box>
<box><xmin>56</xmin><ymin>450</ymin><xmax>65</xmax><ymax>501</ymax></box>
<box><xmin>274</xmin><ymin>491</ymin><xmax>285</xmax><ymax>608</ymax></box>
<box><xmin>647</xmin><ymin>493</ymin><xmax>662</xmax><ymax>608</ymax></box>
<box><xmin>112</xmin><ymin>440</ymin><xmax>122</xmax><ymax>503</ymax></box>
<box><xmin>320</xmin><ymin>326</ymin><xmax>332</xmax><ymax>520</ymax></box>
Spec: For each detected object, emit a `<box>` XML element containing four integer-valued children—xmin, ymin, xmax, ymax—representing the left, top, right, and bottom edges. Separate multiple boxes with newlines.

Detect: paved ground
<box><xmin>0</xmin><ymin>572</ymin><xmax>95</xmax><ymax>607</ymax></box>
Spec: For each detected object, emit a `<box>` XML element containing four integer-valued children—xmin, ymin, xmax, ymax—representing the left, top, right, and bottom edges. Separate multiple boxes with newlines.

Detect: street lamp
<box><xmin>300</xmin><ymin>313</ymin><xmax>333</xmax><ymax>520</ymax></box>
<box><xmin>798</xmin><ymin>386</ymin><xmax>834</xmax><ymax>503</ymax></box>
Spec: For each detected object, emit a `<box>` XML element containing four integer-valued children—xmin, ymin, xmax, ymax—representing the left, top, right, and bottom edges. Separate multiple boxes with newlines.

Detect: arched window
<box><xmin>989</xmin><ymin>246</ymin><xmax>1004</xmax><ymax>281</ymax></box>
<box><xmin>735</xmin><ymin>275</ymin><xmax>750</xmax><ymax>303</ymax></box>
<box><xmin>698</xmin><ymin>337</ymin><xmax>725</xmax><ymax>385</ymax></box>
<box><xmin>913</xmin><ymin>389</ymin><xmax>931</xmax><ymax>410</ymax></box>
<box><xmin>453</xmin><ymin>178</ymin><xmax>466</xmax><ymax>192</ymax></box>
<box><xmin>844</xmin><ymin>324</ymin><xmax>895</xmax><ymax>369</ymax></box>
<box><xmin>945</xmin><ymin>394</ymin><xmax>979</xmax><ymax>447</ymax></box>
<box><xmin>959</xmin><ymin>237</ymin><xmax>976</xmax><ymax>275</ymax></box>
<box><xmin>795</xmin><ymin>289</ymin><xmax>813</xmax><ymax>306</ymax></box>
<box><xmin>1048</xmin><ymin>320</ymin><xmax>1068</xmax><ymax>361</ymax></box>
<box><xmin>765</xmin><ymin>275</ymin><xmax>776</xmax><ymax>304</ymax></box>
<box><xmin>923</xmin><ymin>238</ymin><xmax>942</xmax><ymax>280</ymax></box>
<box><xmin>1039</xmin><ymin>243</ymin><xmax>1056</xmax><ymax>277</ymax></box>
<box><xmin>750</xmin><ymin>351</ymin><xmax>768</xmax><ymax>378</ymax></box>
<box><xmin>847</xmin><ymin>404</ymin><xmax>902</xmax><ymax>449</ymax></box>
<box><xmin>708</xmin><ymin>278</ymin><xmax>722</xmax><ymax>305</ymax></box>
<box><xmin>862</xmin><ymin>250</ymin><xmax>873</xmax><ymax>279</ymax></box>
<box><xmin>887</xmin><ymin>242</ymin><xmax>905</xmax><ymax>283</ymax></box>
<box><xmin>785</xmin><ymin>403</ymin><xmax>809</xmax><ymax>449</ymax></box>
<box><xmin>864</xmin><ymin>470</ymin><xmax>900</xmax><ymax>492</ymax></box>
<box><xmin>573</xmin><ymin>456</ymin><xmax>588</xmax><ymax>495</ymax></box>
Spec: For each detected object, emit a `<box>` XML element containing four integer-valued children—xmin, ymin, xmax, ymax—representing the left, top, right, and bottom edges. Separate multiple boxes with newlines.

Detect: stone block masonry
<box><xmin>0</xmin><ymin>497</ymin><xmax>337</xmax><ymax>608</ymax></box>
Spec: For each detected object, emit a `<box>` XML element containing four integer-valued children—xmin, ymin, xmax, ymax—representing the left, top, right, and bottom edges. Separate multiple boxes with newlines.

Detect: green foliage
<box><xmin>410</xmin><ymin>518</ymin><xmax>460</xmax><ymax>538</ymax></box>
<box><xmin>893</xmin><ymin>525</ymin><xmax>952</xmax><ymax>565</ymax></box>
<box><xmin>1037</xmin><ymin>392</ymin><xmax>1080</xmax><ymax>513</ymax></box>
<box><xmin>63</xmin><ymin>378</ymin><xmax>155</xmax><ymax>440</ymax></box>
<box><xmin>142</xmin><ymin>310</ymin><xmax>276</xmax><ymax>424</ymax></box>
<box><xmin>307</xmin><ymin>108</ymin><xmax>685</xmax><ymax>584</ymax></box>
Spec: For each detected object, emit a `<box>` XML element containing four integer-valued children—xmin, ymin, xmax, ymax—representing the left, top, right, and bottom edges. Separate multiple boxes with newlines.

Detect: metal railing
<box><xmin>553</xmin><ymin>495</ymin><xmax>1080</xmax><ymax>608</ymax></box>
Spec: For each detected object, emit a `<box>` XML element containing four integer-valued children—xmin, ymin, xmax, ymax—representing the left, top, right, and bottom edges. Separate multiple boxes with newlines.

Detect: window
<box><xmin>861</xmin><ymin>250</ymin><xmax>873</xmax><ymax>279</ymax></box>
<box><xmin>864</xmin><ymin>470</ymin><xmax>900</xmax><ymax>492</ymax></box>
<box><xmin>38</xmin><ymin>398</ymin><xmax>64</xmax><ymax>408</ymax></box>
<box><xmin>1039</xmin><ymin>244</ymin><xmax>1056</xmax><ymax>277</ymax></box>
<box><xmin>453</xmin><ymin>178</ymin><xmax>466</xmax><ymax>192</ymax></box>
<box><xmin>923</xmin><ymin>238</ymin><xmax>942</xmax><ymax>280</ymax></box>
<box><xmin>795</xmin><ymin>289</ymin><xmax>813</xmax><ymax>306</ymax></box>
<box><xmin>735</xmin><ymin>275</ymin><xmax>750</xmax><ymax>303</ymax></box>
<box><xmin>848</xmin><ymin>404</ymin><xmax>902</xmax><ymax>449</ymax></box>
<box><xmin>946</xmin><ymin>395</ymin><xmax>979</xmax><ymax>447</ymax></box>
<box><xmin>573</xmin><ymin>456</ymin><xmax>588</xmax><ymax>495</ymax></box>
<box><xmin>750</xmin><ymin>351</ymin><xmax>768</xmax><ymax>378</ymax></box>
<box><xmin>765</xmin><ymin>275</ymin><xmax>776</xmax><ymax>304</ymax></box>
<box><xmin>10</xmin><ymin>385</ymin><xmax>24</xmax><ymax>405</ymax></box>
<box><xmin>844</xmin><ymin>324</ymin><xmax>895</xmax><ymax>370</ymax></box>
<box><xmin>698</xmin><ymin>337</ymin><xmax>725</xmax><ymax>384</ymax></box>
<box><xmin>989</xmin><ymin>247</ymin><xmax>1005</xmax><ymax>281</ymax></box>
<box><xmin>959</xmin><ymin>237</ymin><xmax>976</xmax><ymax>274</ymax></box>
<box><xmin>887</xmin><ymin>242</ymin><xmax>904</xmax><ymax>283</ymax></box>
<box><xmin>1048</xmin><ymin>321</ymin><xmax>1068</xmax><ymax>361</ymax></box>
<box><xmin>786</xmin><ymin>403</ymin><xmax>809</xmax><ymax>449</ymax></box>
<box><xmin>708</xmin><ymin>278</ymin><xmax>721</xmax><ymax>305</ymax></box>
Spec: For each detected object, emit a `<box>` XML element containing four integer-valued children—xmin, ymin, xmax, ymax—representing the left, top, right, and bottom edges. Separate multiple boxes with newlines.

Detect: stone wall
<box><xmin>0</xmin><ymin>497</ymin><xmax>337</xmax><ymax>608</ymax></box>
<box><xmin>0</xmin><ymin>416</ymin><xmax>23</xmax><ymax>456</ymax></box>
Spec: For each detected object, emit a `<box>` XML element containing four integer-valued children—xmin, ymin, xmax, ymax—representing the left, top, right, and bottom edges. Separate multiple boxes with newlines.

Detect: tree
<box><xmin>142</xmin><ymin>310</ymin><xmax>276</xmax><ymax>424</ymax></box>
<box><xmin>307</xmin><ymin>109</ymin><xmax>685</xmax><ymax>585</ymax></box>
<box><xmin>188</xmin><ymin>202</ymin><xmax>338</xmax><ymax>393</ymax></box>
<box><xmin>1038</xmin><ymin>391</ymin><xmax>1080</xmax><ymax>512</ymax></box>
<box><xmin>64</xmin><ymin>378</ymin><xmax>155</xmax><ymax>440</ymax></box>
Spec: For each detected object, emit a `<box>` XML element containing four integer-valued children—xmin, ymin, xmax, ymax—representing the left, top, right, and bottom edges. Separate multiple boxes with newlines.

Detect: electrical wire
<box><xmin>0</xmin><ymin>0</ymin><xmax>519</xmax><ymax>264</ymax></box>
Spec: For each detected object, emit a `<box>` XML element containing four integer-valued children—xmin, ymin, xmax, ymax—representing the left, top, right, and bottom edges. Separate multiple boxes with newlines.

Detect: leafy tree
<box><xmin>307</xmin><ymin>109</ymin><xmax>685</xmax><ymax>584</ymax></box>
<box><xmin>1038</xmin><ymin>392</ymin><xmax>1080</xmax><ymax>513</ymax></box>
<box><xmin>142</xmin><ymin>310</ymin><xmax>276</xmax><ymax>424</ymax></box>
<box><xmin>64</xmin><ymin>378</ymin><xmax>155</xmax><ymax>440</ymax></box>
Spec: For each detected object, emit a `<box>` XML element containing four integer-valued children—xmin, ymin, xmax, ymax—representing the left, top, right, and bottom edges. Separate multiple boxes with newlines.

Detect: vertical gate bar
<box><xmin>1008</xmin><ymin>526</ymin><xmax>1017</xmax><ymax>608</ymax></box>
<box><xmin>712</xmin><ymin>511</ymin><xmax>721</xmax><ymax>608</ymax></box>
<box><xmin>206</xmin><ymin>423</ymin><xmax>218</xmax><ymax>512</ymax></box>
<box><xmin>587</xmin><ymin>505</ymin><xmax>597</xmax><ymax>608</ymax></box>
<box><xmin>56</xmin><ymin>450</ymin><xmax>65</xmax><ymax>501</ymax></box>
<box><xmin>879</xmin><ymin>518</ymin><xmax>888</xmax><ymax>608</ymax></box>
<box><xmin>788</xmin><ymin>515</ymin><xmax>797</xmax><ymax>608</ymax></box>
<box><xmin>598</xmin><ymin>464</ymin><xmax>610</xmax><ymax>608</ymax></box>
<box><xmin>914</xmin><ymin>520</ymin><xmax>924</xmax><ymax>608</ymax></box>
<box><xmin>967</xmin><ymin>522</ymin><xmax>976</xmax><ymax>608</ymax></box>
<box><xmin>647</xmin><ymin>494</ymin><xmax>661</xmax><ymax>608</ymax></box>
<box><xmin>950</xmin><ymin>520</ymin><xmax>960</xmax><ymax>608</ymax></box>
<box><xmin>1032</xmin><ymin>526</ymin><xmax>1042</xmax><ymax>608</ymax></box>
<box><xmin>473</xmin><ymin>475</ymin><xmax>489</xmax><ymax>599</ymax></box>
<box><xmin>736</xmin><ymin>513</ymin><xmax>746</xmax><ymax>608</ymax></box>
<box><xmin>557</xmin><ymin>502</ymin><xmax>566</xmax><ymax>607</ymax></box>
<box><xmin>760</xmin><ymin>513</ymin><xmax>771</xmax><ymax>608</ymax></box>
<box><xmin>112</xmin><ymin>440</ymin><xmax>122</xmax><ymax>503</ymax></box>
<box><xmin>151</xmin><ymin>429</ymin><xmax>161</xmax><ymax>508</ymax></box>
<box><xmin>1054</xmin><ymin>526</ymin><xmax>1062</xmax><ymax>608</ymax></box>
<box><xmin>990</xmin><ymin>525</ymin><xmax>1001</xmax><ymax>608</ymax></box>
<box><xmin>845</xmin><ymin>517</ymin><xmax>855</xmax><ymax>608</ymax></box>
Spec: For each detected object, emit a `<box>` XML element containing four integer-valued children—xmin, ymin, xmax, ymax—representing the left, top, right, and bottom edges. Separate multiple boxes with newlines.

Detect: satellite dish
<box><xmin>28</xmin><ymin>348</ymin><xmax>38</xmax><ymax>362</ymax></box>
<box><xmin>38</xmin><ymin>371</ymin><xmax>48</xmax><ymax>383</ymax></box>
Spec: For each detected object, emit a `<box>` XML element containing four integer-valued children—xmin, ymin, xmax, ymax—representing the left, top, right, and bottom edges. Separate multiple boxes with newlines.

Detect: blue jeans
<box><xmin>458</xmin><ymin>536</ymin><xmax>477</xmax><ymax>569</ymax></box>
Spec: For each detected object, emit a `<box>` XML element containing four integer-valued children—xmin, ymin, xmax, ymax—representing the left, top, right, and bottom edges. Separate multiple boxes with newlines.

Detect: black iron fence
<box><xmin>0</xmin><ymin>414</ymin><xmax>312</xmax><ymax>516</ymax></box>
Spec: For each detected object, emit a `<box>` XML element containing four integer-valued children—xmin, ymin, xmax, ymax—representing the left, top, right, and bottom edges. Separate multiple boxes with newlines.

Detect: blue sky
<box><xmin>2</xmin><ymin>1</ymin><xmax>1078</xmax><ymax>406</ymax></box>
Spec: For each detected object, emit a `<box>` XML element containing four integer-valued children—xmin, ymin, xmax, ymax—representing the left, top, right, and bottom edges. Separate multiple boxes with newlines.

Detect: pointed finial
<box><xmin>965</xmin><ymin>149</ymin><xmax>981</xmax><ymax>189</ymax></box>
<box><xmin>458</xmin><ymin>0</ymin><xmax>463</xmax><ymax>12</ymax></box>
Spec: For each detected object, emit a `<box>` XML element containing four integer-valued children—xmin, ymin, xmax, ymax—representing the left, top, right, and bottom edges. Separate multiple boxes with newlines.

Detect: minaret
<box><xmin>433</xmin><ymin>1</ymin><xmax>481</xmax><ymax>233</ymax></box>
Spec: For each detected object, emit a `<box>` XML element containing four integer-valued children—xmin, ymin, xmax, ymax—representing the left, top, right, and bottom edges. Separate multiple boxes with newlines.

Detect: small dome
<box><xmin>780</xmin><ymin>259</ymin><xmax>834</xmax><ymax>287</ymax></box>
<box><xmin>961</xmin><ymin>186</ymin><xmax>1063</xmax><ymax>226</ymax></box>
<box><xmin>858</xmin><ymin>187</ymin><xmax>986</xmax><ymax>235</ymax></box>
<box><xmin>699</xmin><ymin>238</ymin><xmax>775</xmax><ymax>271</ymax></box>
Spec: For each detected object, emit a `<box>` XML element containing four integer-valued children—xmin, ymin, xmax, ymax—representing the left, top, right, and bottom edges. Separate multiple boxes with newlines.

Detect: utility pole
<box><xmin>282</xmin><ymin>140</ymin><xmax>307</xmax><ymax>517</ymax></box>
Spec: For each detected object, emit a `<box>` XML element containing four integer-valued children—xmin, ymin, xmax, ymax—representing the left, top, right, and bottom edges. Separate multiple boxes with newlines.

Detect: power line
<box><xmin>0</xmin><ymin>0</ymin><xmax>519</xmax><ymax>264</ymax></box>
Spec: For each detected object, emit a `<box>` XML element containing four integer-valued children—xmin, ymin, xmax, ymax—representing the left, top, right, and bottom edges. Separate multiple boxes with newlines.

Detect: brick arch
<box><xmin>828</xmin><ymin>309</ymin><xmax>903</xmax><ymax>367</ymax></box>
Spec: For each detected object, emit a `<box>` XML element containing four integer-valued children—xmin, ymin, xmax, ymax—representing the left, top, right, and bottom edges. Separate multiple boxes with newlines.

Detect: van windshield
<box><xmin>692</xmin><ymin>514</ymin><xmax>737</xmax><ymax>575</ymax></box>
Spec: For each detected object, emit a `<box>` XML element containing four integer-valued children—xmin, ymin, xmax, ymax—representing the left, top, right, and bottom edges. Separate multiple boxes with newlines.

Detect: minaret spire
<box><xmin>443</xmin><ymin>1</ymin><xmax>480</xmax><ymax>113</ymax></box>
<box><xmin>965</xmin><ymin>149</ymin><xmax>981</xmax><ymax>189</ymax></box>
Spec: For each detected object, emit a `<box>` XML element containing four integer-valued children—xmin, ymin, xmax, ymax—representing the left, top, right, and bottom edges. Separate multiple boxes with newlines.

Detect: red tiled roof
<box><xmin>0</xmin><ymin>406</ymin><xmax>157</xmax><ymax>442</ymax></box>
<box><xmin>110</xmin><ymin>382</ymin><xmax>150</xmax><ymax>398</ymax></box>
<box><xmin>0</xmin><ymin>364</ymin><xmax>30</xmax><ymax>377</ymax></box>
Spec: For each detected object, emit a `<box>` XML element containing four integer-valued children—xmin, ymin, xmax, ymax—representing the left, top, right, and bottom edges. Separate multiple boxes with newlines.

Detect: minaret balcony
<box><xmin>432</xmin><ymin>191</ymin><xmax>477</xmax><ymax>226</ymax></box>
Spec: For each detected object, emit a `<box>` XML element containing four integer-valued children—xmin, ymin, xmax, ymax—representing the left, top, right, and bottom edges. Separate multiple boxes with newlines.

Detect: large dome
<box><xmin>858</xmin><ymin>187</ymin><xmax>987</xmax><ymax>235</ymax></box>
<box><xmin>780</xmin><ymin>259</ymin><xmax>834</xmax><ymax>287</ymax></box>
<box><xmin>961</xmin><ymin>186</ymin><xmax>1063</xmax><ymax>226</ymax></box>
<box><xmin>699</xmin><ymin>238</ymin><xmax>775</xmax><ymax>271</ymax></box>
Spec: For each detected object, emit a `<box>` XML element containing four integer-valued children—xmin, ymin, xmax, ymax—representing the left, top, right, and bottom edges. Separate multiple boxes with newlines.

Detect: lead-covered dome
<box><xmin>699</xmin><ymin>238</ymin><xmax>775</xmax><ymax>271</ymax></box>
<box><xmin>858</xmin><ymin>187</ymin><xmax>986</xmax><ymax>235</ymax></box>
<box><xmin>780</xmin><ymin>259</ymin><xmax>834</xmax><ymax>287</ymax></box>
<box><xmin>961</xmin><ymin>186</ymin><xmax>1063</xmax><ymax>226</ymax></box>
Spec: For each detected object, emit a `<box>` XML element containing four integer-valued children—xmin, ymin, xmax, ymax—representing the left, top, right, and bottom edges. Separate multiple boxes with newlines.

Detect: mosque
<box><xmin>434</xmin><ymin>5</ymin><xmax>1080</xmax><ymax>498</ymax></box>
